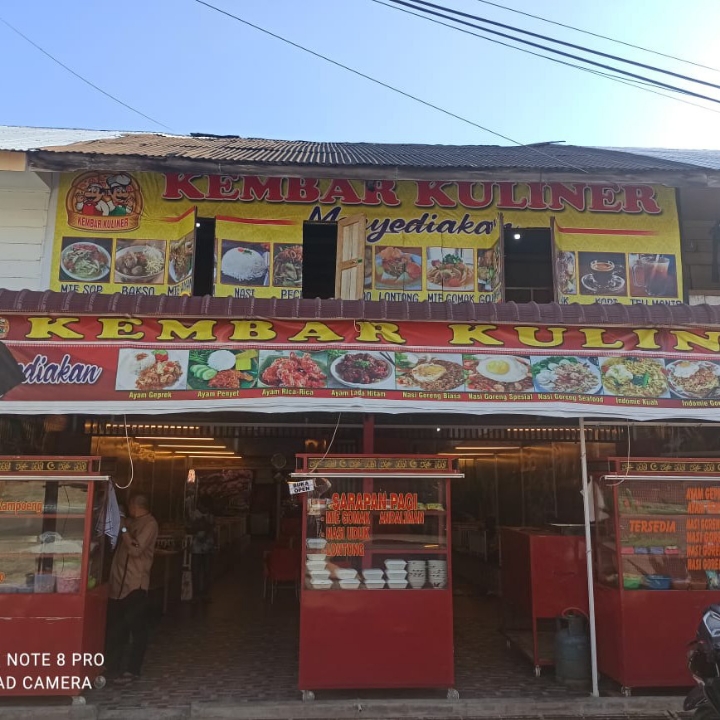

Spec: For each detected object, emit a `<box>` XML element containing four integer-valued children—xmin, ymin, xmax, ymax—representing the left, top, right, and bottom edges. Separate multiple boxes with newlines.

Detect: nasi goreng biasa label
<box><xmin>50</xmin><ymin>173</ymin><xmax>683</xmax><ymax>305</ymax></box>
<box><xmin>2</xmin><ymin>314</ymin><xmax>720</xmax><ymax>419</ymax></box>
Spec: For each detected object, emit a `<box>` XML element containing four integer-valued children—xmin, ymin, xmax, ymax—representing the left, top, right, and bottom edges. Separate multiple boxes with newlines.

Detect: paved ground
<box><xmin>83</xmin><ymin>549</ymin><xmax>588</xmax><ymax>710</ymax></box>
<box><xmin>0</xmin><ymin>546</ymin><xmax>688</xmax><ymax>718</ymax></box>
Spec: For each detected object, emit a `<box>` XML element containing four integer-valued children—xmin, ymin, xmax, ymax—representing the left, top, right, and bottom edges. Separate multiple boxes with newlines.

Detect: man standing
<box><xmin>105</xmin><ymin>494</ymin><xmax>158</xmax><ymax>684</ymax></box>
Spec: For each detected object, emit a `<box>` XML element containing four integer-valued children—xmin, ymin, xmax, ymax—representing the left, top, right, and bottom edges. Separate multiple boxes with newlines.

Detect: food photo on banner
<box><xmin>49</xmin><ymin>173</ymin><xmax>683</xmax><ymax>305</ymax></box>
<box><xmin>2</xmin><ymin>315</ymin><xmax>720</xmax><ymax>418</ymax></box>
<box><xmin>193</xmin><ymin>468</ymin><xmax>252</xmax><ymax>516</ymax></box>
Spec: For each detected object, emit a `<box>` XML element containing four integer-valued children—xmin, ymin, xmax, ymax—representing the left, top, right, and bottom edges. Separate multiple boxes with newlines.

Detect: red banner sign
<box><xmin>3</xmin><ymin>314</ymin><xmax>720</xmax><ymax>419</ymax></box>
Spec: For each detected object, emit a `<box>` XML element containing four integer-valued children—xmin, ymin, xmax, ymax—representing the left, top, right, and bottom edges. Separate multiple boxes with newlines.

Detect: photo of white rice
<box><xmin>221</xmin><ymin>243</ymin><xmax>269</xmax><ymax>286</ymax></box>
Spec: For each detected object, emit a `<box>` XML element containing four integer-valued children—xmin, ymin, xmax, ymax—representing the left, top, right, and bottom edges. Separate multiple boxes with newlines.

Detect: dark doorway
<box><xmin>193</xmin><ymin>218</ymin><xmax>216</xmax><ymax>297</ymax></box>
<box><xmin>302</xmin><ymin>222</ymin><xmax>338</xmax><ymax>299</ymax></box>
<box><xmin>504</xmin><ymin>227</ymin><xmax>554</xmax><ymax>303</ymax></box>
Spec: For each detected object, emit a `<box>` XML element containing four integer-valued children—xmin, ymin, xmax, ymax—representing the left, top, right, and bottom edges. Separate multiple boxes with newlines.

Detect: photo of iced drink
<box><xmin>631</xmin><ymin>255</ymin><xmax>672</xmax><ymax>297</ymax></box>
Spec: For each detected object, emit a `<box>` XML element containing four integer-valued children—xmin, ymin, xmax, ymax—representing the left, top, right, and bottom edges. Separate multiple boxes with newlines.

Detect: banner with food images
<box><xmin>3</xmin><ymin>314</ymin><xmax>720</xmax><ymax>419</ymax></box>
<box><xmin>552</xmin><ymin>216</ymin><xmax>682</xmax><ymax>305</ymax></box>
<box><xmin>52</xmin><ymin>172</ymin><xmax>196</xmax><ymax>296</ymax></box>
<box><xmin>50</xmin><ymin>173</ymin><xmax>681</xmax><ymax>305</ymax></box>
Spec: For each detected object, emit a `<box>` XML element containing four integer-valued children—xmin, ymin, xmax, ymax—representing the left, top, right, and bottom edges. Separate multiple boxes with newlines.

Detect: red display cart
<box><xmin>594</xmin><ymin>457</ymin><xmax>720</xmax><ymax>694</ymax></box>
<box><xmin>500</xmin><ymin>527</ymin><xmax>588</xmax><ymax>676</ymax></box>
<box><xmin>0</xmin><ymin>457</ymin><xmax>109</xmax><ymax>698</ymax></box>
<box><xmin>295</xmin><ymin>454</ymin><xmax>461</xmax><ymax>700</ymax></box>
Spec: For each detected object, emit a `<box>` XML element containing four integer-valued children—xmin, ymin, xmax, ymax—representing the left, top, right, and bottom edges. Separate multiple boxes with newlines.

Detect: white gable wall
<box><xmin>0</xmin><ymin>170</ymin><xmax>55</xmax><ymax>291</ymax></box>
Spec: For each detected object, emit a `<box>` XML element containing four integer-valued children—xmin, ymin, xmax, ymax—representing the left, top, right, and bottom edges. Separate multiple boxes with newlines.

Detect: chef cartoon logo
<box><xmin>66</xmin><ymin>172</ymin><xmax>144</xmax><ymax>231</ymax></box>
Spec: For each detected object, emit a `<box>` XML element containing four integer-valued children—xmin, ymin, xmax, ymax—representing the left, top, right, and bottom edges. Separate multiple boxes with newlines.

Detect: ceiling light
<box><xmin>439</xmin><ymin>452</ymin><xmax>495</xmax><ymax>457</ymax></box>
<box><xmin>134</xmin><ymin>436</ymin><xmax>216</xmax><ymax>441</ymax></box>
<box><xmin>183</xmin><ymin>454</ymin><xmax>243</xmax><ymax>459</ymax></box>
<box><xmin>175</xmin><ymin>451</ymin><xmax>237</xmax><ymax>456</ymax></box>
<box><xmin>157</xmin><ymin>444</ymin><xmax>226</xmax><ymax>449</ymax></box>
<box><xmin>454</xmin><ymin>445</ymin><xmax>520</xmax><ymax>450</ymax></box>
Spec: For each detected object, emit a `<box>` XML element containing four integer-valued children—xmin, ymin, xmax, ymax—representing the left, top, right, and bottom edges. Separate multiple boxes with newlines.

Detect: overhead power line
<box><xmin>402</xmin><ymin>0</ymin><xmax>720</xmax><ymax>92</ymax></box>
<box><xmin>384</xmin><ymin>0</ymin><xmax>720</xmax><ymax>106</ymax></box>
<box><xmin>370</xmin><ymin>0</ymin><xmax>720</xmax><ymax>116</ymax></box>
<box><xmin>194</xmin><ymin>0</ymin><xmax>591</xmax><ymax>173</ymax></box>
<box><xmin>471</xmin><ymin>0</ymin><xmax>720</xmax><ymax>74</ymax></box>
<box><xmin>0</xmin><ymin>16</ymin><xmax>171</xmax><ymax>130</ymax></box>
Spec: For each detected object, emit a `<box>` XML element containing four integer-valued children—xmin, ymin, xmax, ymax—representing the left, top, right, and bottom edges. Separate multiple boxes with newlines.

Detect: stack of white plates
<box><xmin>408</xmin><ymin>560</ymin><xmax>427</xmax><ymax>589</ymax></box>
<box><xmin>428</xmin><ymin>559</ymin><xmax>448</xmax><ymax>589</ymax></box>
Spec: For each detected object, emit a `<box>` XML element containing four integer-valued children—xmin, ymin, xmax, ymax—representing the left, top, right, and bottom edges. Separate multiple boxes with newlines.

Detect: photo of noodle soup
<box><xmin>600</xmin><ymin>357</ymin><xmax>668</xmax><ymax>398</ymax></box>
<box><xmin>426</xmin><ymin>247</ymin><xmax>474</xmax><ymax>291</ymax></box>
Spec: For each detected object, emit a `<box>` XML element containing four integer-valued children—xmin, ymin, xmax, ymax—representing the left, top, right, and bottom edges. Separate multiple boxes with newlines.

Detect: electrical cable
<box><xmin>114</xmin><ymin>415</ymin><xmax>135</xmax><ymax>491</ymax></box>
<box><xmin>0</xmin><ymin>15</ymin><xmax>171</xmax><ymax>130</ymax></box>
<box><xmin>386</xmin><ymin>0</ymin><xmax>720</xmax><ymax>104</ymax></box>
<box><xmin>370</xmin><ymin>0</ymin><xmax>720</xmax><ymax>116</ymax></box>
<box><xmin>193</xmin><ymin>0</ymin><xmax>590</xmax><ymax>174</ymax></box>
<box><xmin>396</xmin><ymin>0</ymin><xmax>720</xmax><ymax>92</ymax></box>
<box><xmin>470</xmin><ymin>0</ymin><xmax>720</xmax><ymax>74</ymax></box>
<box><xmin>382</xmin><ymin>0</ymin><xmax>720</xmax><ymax>106</ymax></box>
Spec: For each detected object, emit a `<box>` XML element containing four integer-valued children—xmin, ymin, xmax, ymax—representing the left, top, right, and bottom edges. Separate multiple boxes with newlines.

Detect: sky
<box><xmin>1</xmin><ymin>0</ymin><xmax>719</xmax><ymax>149</ymax></box>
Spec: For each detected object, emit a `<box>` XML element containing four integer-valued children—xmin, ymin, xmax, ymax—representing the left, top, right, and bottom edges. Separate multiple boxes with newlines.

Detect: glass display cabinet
<box><xmin>593</xmin><ymin>457</ymin><xmax>720</xmax><ymax>693</ymax></box>
<box><xmin>0</xmin><ymin>457</ymin><xmax>109</xmax><ymax>697</ymax></box>
<box><xmin>296</xmin><ymin>454</ymin><xmax>461</xmax><ymax>700</ymax></box>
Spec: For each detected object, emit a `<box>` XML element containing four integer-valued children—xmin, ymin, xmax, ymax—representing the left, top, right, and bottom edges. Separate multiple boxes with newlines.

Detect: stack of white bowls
<box><xmin>407</xmin><ymin>560</ymin><xmax>427</xmax><ymax>589</ymax></box>
<box><xmin>428</xmin><ymin>559</ymin><xmax>448</xmax><ymax>589</ymax></box>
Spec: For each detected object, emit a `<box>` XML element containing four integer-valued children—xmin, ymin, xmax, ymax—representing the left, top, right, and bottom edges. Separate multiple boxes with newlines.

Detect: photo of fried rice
<box><xmin>396</xmin><ymin>355</ymin><xmax>465</xmax><ymax>391</ymax></box>
<box><xmin>532</xmin><ymin>356</ymin><xmax>601</xmax><ymax>394</ymax></box>
<box><xmin>667</xmin><ymin>360</ymin><xmax>720</xmax><ymax>399</ymax></box>
<box><xmin>600</xmin><ymin>357</ymin><xmax>668</xmax><ymax>398</ymax></box>
<box><xmin>464</xmin><ymin>355</ymin><xmax>534</xmax><ymax>393</ymax></box>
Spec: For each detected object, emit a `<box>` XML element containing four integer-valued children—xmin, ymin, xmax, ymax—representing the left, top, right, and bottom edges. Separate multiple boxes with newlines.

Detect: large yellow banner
<box><xmin>50</xmin><ymin>173</ymin><xmax>682</xmax><ymax>305</ymax></box>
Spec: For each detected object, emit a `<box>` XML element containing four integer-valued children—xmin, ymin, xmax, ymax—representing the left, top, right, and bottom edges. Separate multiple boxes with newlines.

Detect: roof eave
<box><xmin>1</xmin><ymin>290</ymin><xmax>719</xmax><ymax>329</ymax></box>
<box><xmin>25</xmin><ymin>149</ymin><xmax>715</xmax><ymax>186</ymax></box>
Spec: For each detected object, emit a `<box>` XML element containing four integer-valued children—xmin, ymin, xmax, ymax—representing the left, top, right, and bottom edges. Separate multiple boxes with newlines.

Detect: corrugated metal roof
<box><xmin>0</xmin><ymin>289</ymin><xmax>718</xmax><ymax>327</ymax></box>
<box><xmin>32</xmin><ymin>133</ymin><xmax>709</xmax><ymax>172</ymax></box>
<box><xmin>0</xmin><ymin>126</ymin><xmax>125</xmax><ymax>152</ymax></box>
<box><xmin>607</xmin><ymin>147</ymin><xmax>720</xmax><ymax>171</ymax></box>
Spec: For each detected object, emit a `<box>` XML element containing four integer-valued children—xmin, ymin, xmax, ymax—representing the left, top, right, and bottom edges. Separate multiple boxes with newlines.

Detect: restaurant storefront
<box><xmin>2</xmin><ymin>132</ymin><xmax>720</xmax><ymax>701</ymax></box>
<box><xmin>3</xmin><ymin>294</ymin><xmax>720</xmax><ymax>698</ymax></box>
